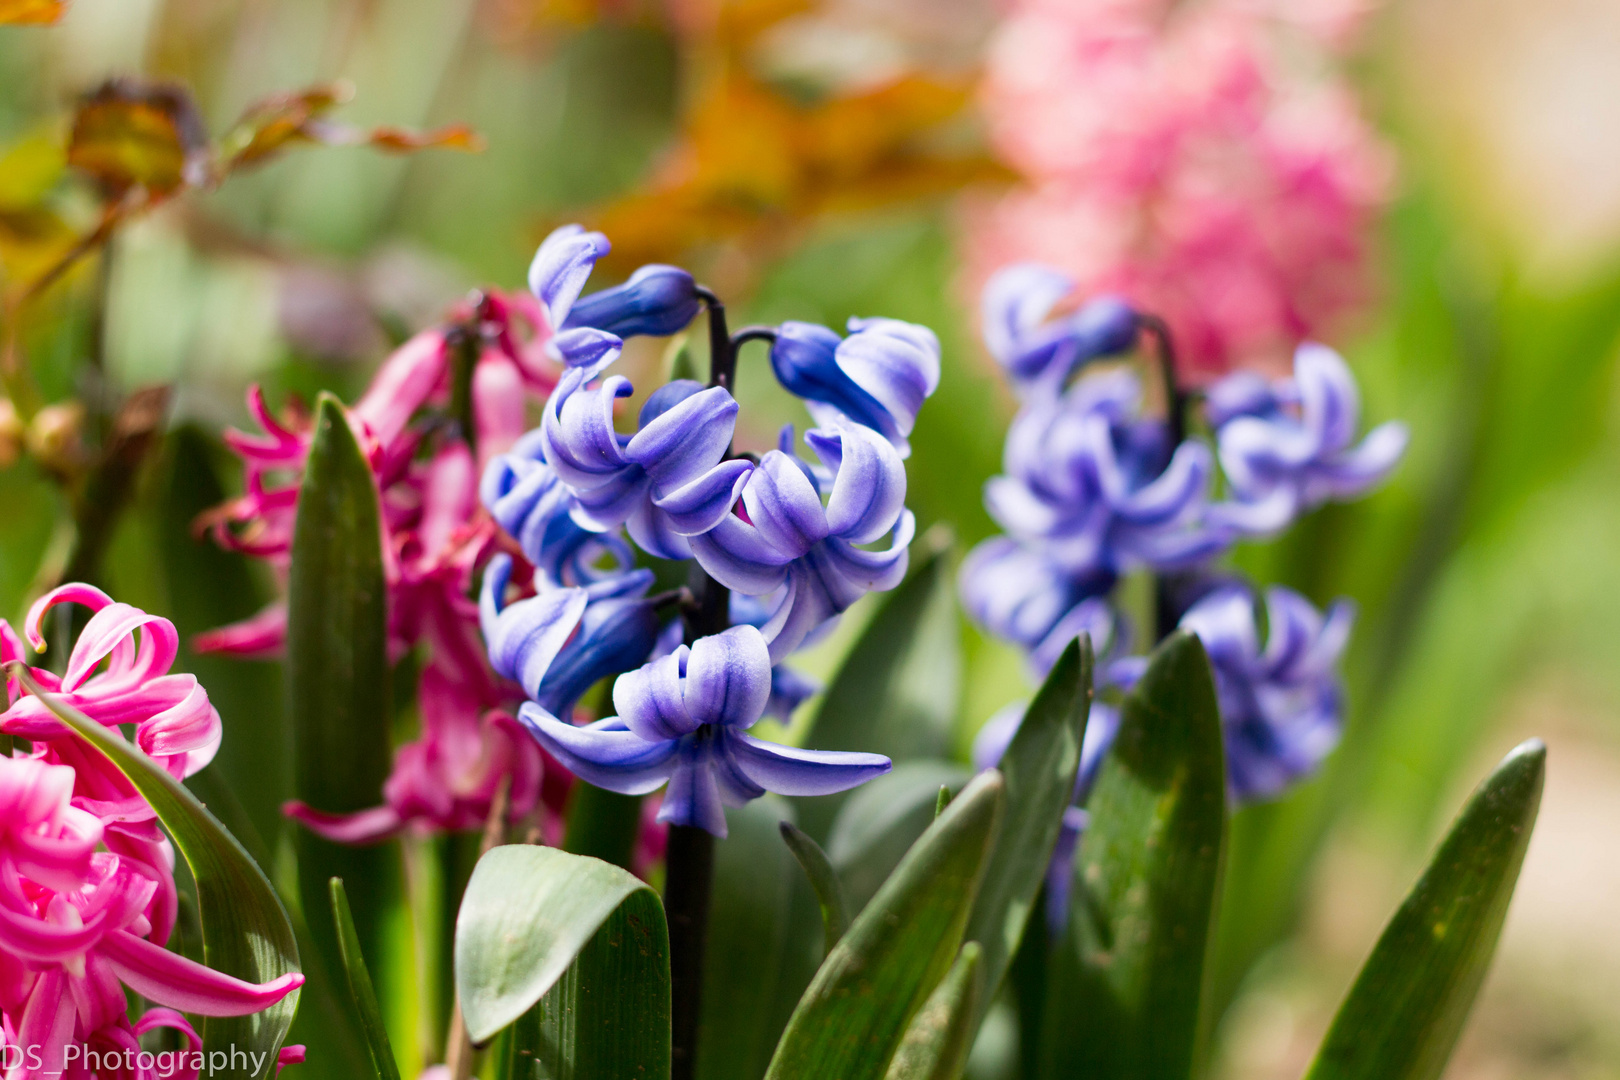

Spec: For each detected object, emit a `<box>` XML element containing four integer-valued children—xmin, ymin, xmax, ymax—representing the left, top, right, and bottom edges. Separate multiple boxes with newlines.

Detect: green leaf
<box><xmin>329</xmin><ymin>878</ymin><xmax>402</xmax><ymax>1080</ymax></box>
<box><xmin>455</xmin><ymin>844</ymin><xmax>671</xmax><ymax>1080</ymax></box>
<box><xmin>764</xmin><ymin>769</ymin><xmax>1005</xmax><ymax>1080</ymax></box>
<box><xmin>1304</xmin><ymin>739</ymin><xmax>1546</xmax><ymax>1080</ymax></box>
<box><xmin>884</xmin><ymin>943</ymin><xmax>984</xmax><ymax>1080</ymax></box>
<box><xmin>779</xmin><ymin>820</ymin><xmax>850</xmax><ymax>953</ymax></box>
<box><xmin>828</xmin><ymin>761</ymin><xmax>971</xmax><ymax>916</ymax></box>
<box><xmin>796</xmin><ymin>543</ymin><xmax>961</xmax><ymax>839</ymax></box>
<box><xmin>285</xmin><ymin>393</ymin><xmax>402</xmax><ymax>1042</ymax></box>
<box><xmin>963</xmin><ymin>635</ymin><xmax>1091</xmax><ymax>1028</ymax></box>
<box><xmin>1037</xmin><ymin>631</ymin><xmax>1227</xmax><ymax>1080</ymax></box>
<box><xmin>10</xmin><ymin>669</ymin><xmax>300</xmax><ymax>1080</ymax></box>
<box><xmin>698</xmin><ymin>798</ymin><xmax>814</xmax><ymax>1080</ymax></box>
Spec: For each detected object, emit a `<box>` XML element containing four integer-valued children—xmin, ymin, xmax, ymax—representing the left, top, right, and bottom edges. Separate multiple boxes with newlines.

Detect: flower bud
<box><xmin>563</xmin><ymin>264</ymin><xmax>701</xmax><ymax>339</ymax></box>
<box><xmin>26</xmin><ymin>401</ymin><xmax>85</xmax><ymax>475</ymax></box>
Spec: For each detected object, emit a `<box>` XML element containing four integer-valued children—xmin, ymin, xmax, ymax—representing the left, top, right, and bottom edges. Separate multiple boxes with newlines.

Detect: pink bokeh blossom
<box><xmin>970</xmin><ymin>0</ymin><xmax>1394</xmax><ymax>382</ymax></box>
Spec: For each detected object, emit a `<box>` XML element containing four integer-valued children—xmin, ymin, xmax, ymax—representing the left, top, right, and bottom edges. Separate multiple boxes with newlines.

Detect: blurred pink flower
<box><xmin>197</xmin><ymin>289</ymin><xmax>564</xmax><ymax>843</ymax></box>
<box><xmin>970</xmin><ymin>0</ymin><xmax>1394</xmax><ymax>382</ymax></box>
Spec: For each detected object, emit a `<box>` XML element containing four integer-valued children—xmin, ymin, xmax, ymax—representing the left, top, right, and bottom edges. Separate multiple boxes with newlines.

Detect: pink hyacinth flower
<box><xmin>0</xmin><ymin>757</ymin><xmax>302</xmax><ymax>1079</ymax></box>
<box><xmin>3</xmin><ymin>585</ymin><xmax>221</xmax><ymax>781</ymax></box>
<box><xmin>971</xmin><ymin>0</ymin><xmax>1394</xmax><ymax>382</ymax></box>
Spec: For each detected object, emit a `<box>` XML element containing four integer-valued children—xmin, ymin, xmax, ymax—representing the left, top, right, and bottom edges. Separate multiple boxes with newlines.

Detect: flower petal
<box><xmin>625</xmin><ymin>386</ymin><xmax>738</xmax><ymax>492</ymax></box>
<box><xmin>740</xmin><ymin>452</ymin><xmax>829</xmax><ymax>558</ymax></box>
<box><xmin>528</xmin><ymin>225</ymin><xmax>610</xmax><ymax>329</ymax></box>
<box><xmin>689</xmin><ymin>516</ymin><xmax>794</xmax><ymax>596</ymax></box>
<box><xmin>813</xmin><ymin>424</ymin><xmax>907</xmax><ymax>544</ymax></box>
<box><xmin>726</xmin><ymin>731</ymin><xmax>891</xmax><ymax>796</ymax></box>
<box><xmin>614</xmin><ymin>648</ymin><xmax>698</xmax><ymax>741</ymax></box>
<box><xmin>100</xmin><ymin>929</ymin><xmax>305</xmax><ymax>1016</ymax></box>
<box><xmin>682</xmin><ymin>625</ymin><xmax>772</xmax><ymax>728</ymax></box>
<box><xmin>517</xmin><ymin>707</ymin><xmax>677</xmax><ymax>794</ymax></box>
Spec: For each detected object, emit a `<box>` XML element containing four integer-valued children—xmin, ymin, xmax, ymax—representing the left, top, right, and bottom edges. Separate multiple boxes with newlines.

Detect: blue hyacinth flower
<box><xmin>958</xmin><ymin>538</ymin><xmax>1119</xmax><ymax>676</ymax></box>
<box><xmin>981</xmin><ymin>263</ymin><xmax>1139</xmax><ymax>395</ymax></box>
<box><xmin>479</xmin><ymin>429</ymin><xmax>635</xmax><ymax>588</ymax></box>
<box><xmin>519</xmin><ymin>625</ymin><xmax>891</xmax><ymax>836</ymax></box>
<box><xmin>769</xmin><ymin>317</ymin><xmax>941</xmax><ymax>457</ymax></box>
<box><xmin>689</xmin><ymin>422</ymin><xmax>915</xmax><ymax>663</ymax></box>
<box><xmin>540</xmin><ymin>373</ymin><xmax>752</xmax><ymax>560</ymax></box>
<box><xmin>1207</xmin><ymin>343</ymin><xmax>1408</xmax><ymax>537</ymax></box>
<box><xmin>480</xmin><ymin>554</ymin><xmax>664</xmax><ymax>718</ymax></box>
<box><xmin>984</xmin><ymin>367</ymin><xmax>1230</xmax><ymax>582</ymax></box>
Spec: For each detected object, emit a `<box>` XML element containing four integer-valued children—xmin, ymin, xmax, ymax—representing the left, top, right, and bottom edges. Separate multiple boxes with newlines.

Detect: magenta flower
<box><xmin>0</xmin><ymin>755</ymin><xmax>302</xmax><ymax>1078</ymax></box>
<box><xmin>971</xmin><ymin>0</ymin><xmax>1393</xmax><ymax>381</ymax></box>
<box><xmin>3</xmin><ymin>586</ymin><xmax>221</xmax><ymax>781</ymax></box>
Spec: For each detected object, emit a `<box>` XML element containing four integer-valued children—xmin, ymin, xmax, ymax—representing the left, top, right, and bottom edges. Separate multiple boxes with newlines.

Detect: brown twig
<box><xmin>443</xmin><ymin>775</ymin><xmax>511</xmax><ymax>1080</ymax></box>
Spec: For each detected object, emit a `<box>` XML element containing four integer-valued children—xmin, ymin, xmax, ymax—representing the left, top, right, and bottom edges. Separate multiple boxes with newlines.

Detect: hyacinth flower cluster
<box><xmin>200</xmin><ymin>288</ymin><xmax>574</xmax><ymax>844</ymax></box>
<box><xmin>478</xmin><ymin>224</ymin><xmax>943</xmax><ymax>836</ymax></box>
<box><xmin>963</xmin><ymin>264</ymin><xmax>1407</xmax><ymax>866</ymax></box>
<box><xmin>0</xmin><ymin>587</ymin><xmax>303</xmax><ymax>1075</ymax></box>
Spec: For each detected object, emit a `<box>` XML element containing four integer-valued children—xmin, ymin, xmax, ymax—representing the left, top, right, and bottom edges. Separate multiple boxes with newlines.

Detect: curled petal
<box><xmin>836</xmin><ymin>317</ymin><xmax>941</xmax><ymax>441</ymax></box>
<box><xmin>654</xmin><ymin>459</ymin><xmax>753</xmax><ymax>536</ymax></box>
<box><xmin>353</xmin><ymin>330</ymin><xmax>447</xmax><ymax>447</ymax></box>
<box><xmin>529</xmin><ymin>225</ymin><xmax>610</xmax><ymax>329</ymax></box>
<box><xmin>683</xmin><ymin>626</ymin><xmax>772</xmax><ymax>728</ymax></box>
<box><xmin>689</xmin><ymin>517</ymin><xmax>795</xmax><ymax>596</ymax></box>
<box><xmin>479</xmin><ymin>556</ymin><xmax>590</xmax><ymax>701</ymax></box>
<box><xmin>726</xmin><ymin>731</ymin><xmax>891</xmax><ymax>796</ymax></box>
<box><xmin>517</xmin><ymin>708</ymin><xmax>678</xmax><ymax>795</ymax></box>
<box><xmin>657</xmin><ymin>750</ymin><xmax>729</xmax><ymax>837</ymax></box>
<box><xmin>813</xmin><ymin>424</ymin><xmax>907</xmax><ymax>544</ymax></box>
<box><xmin>282</xmin><ymin>802</ymin><xmax>405</xmax><ymax>845</ymax></box>
<box><xmin>614</xmin><ymin>648</ymin><xmax>697</xmax><ymax>742</ymax></box>
<box><xmin>99</xmin><ymin>929</ymin><xmax>305</xmax><ymax>1016</ymax></box>
<box><xmin>625</xmin><ymin>385</ymin><xmax>738</xmax><ymax>492</ymax></box>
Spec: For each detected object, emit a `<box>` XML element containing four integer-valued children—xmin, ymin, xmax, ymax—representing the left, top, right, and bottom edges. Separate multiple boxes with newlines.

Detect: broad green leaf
<box><xmin>796</xmin><ymin>543</ymin><xmax>961</xmax><ymax>839</ymax></box>
<box><xmin>455</xmin><ymin>844</ymin><xmax>671</xmax><ymax>1080</ymax></box>
<box><xmin>828</xmin><ymin>760</ymin><xmax>971</xmax><ymax>915</ymax></box>
<box><xmin>1037</xmin><ymin>632</ymin><xmax>1226</xmax><ymax>1080</ymax></box>
<box><xmin>698</xmin><ymin>798</ymin><xmax>811</xmax><ymax>1080</ymax></box>
<box><xmin>1304</xmin><ymin>739</ymin><xmax>1546</xmax><ymax>1080</ymax></box>
<box><xmin>12</xmin><ymin>670</ymin><xmax>299</xmax><ymax>1080</ymax></box>
<box><xmin>779</xmin><ymin>820</ymin><xmax>850</xmax><ymax>953</ymax></box>
<box><xmin>329</xmin><ymin>878</ymin><xmax>402</xmax><ymax>1080</ymax></box>
<box><xmin>562</xmin><ymin>783</ymin><xmax>643</xmax><ymax>869</ymax></box>
<box><xmin>764</xmin><ymin>770</ymin><xmax>1005</xmax><ymax>1080</ymax></box>
<box><xmin>286</xmin><ymin>393</ymin><xmax>402</xmax><ymax>1045</ymax></box>
<box><xmin>885</xmin><ymin>943</ymin><xmax>983</xmax><ymax>1080</ymax></box>
<box><xmin>963</xmin><ymin>635</ymin><xmax>1091</xmax><ymax>1028</ymax></box>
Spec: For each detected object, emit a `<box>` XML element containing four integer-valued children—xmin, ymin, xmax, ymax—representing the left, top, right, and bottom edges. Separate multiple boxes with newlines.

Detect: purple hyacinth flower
<box><xmin>1208</xmin><ymin>343</ymin><xmax>1408</xmax><ymax>536</ymax></box>
<box><xmin>690</xmin><ymin>423</ymin><xmax>915</xmax><ymax>663</ymax></box>
<box><xmin>519</xmin><ymin>625</ymin><xmax>891</xmax><ymax>836</ymax></box>
<box><xmin>480</xmin><ymin>554</ymin><xmax>663</xmax><ymax>717</ymax></box>
<box><xmin>540</xmin><ymin>373</ymin><xmax>753</xmax><ymax>560</ymax></box>
<box><xmin>981</xmin><ymin>264</ymin><xmax>1139</xmax><ymax>395</ymax></box>
<box><xmin>769</xmin><ymin>317</ymin><xmax>941</xmax><ymax>456</ymax></box>
<box><xmin>563</xmin><ymin>264</ymin><xmax>701</xmax><ymax>339</ymax></box>
<box><xmin>984</xmin><ymin>368</ymin><xmax>1230</xmax><ymax>581</ymax></box>
<box><xmin>959</xmin><ymin>539</ymin><xmax>1121</xmax><ymax>677</ymax></box>
<box><xmin>480</xmin><ymin>429</ymin><xmax>634</xmax><ymax>588</ymax></box>
<box><xmin>1173</xmin><ymin>584</ymin><xmax>1354</xmax><ymax>803</ymax></box>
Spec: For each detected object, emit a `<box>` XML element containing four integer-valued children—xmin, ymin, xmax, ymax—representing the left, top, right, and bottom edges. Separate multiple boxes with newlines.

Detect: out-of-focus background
<box><xmin>1</xmin><ymin>0</ymin><xmax>1617</xmax><ymax>1075</ymax></box>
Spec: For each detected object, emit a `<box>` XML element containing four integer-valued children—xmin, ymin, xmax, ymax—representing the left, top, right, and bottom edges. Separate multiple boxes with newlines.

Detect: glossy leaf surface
<box><xmin>1037</xmin><ymin>632</ymin><xmax>1227</xmax><ymax>1080</ymax></box>
<box><xmin>329</xmin><ymin>878</ymin><xmax>402</xmax><ymax>1080</ymax></box>
<box><xmin>1305</xmin><ymin>739</ymin><xmax>1546</xmax><ymax>1080</ymax></box>
<box><xmin>286</xmin><ymin>393</ymin><xmax>401</xmax><ymax>1039</ymax></box>
<box><xmin>884</xmin><ymin>942</ymin><xmax>983</xmax><ymax>1080</ymax></box>
<box><xmin>963</xmin><ymin>635</ymin><xmax>1091</xmax><ymax>1027</ymax></box>
<box><xmin>455</xmin><ymin>844</ymin><xmax>671</xmax><ymax>1079</ymax></box>
<box><xmin>764</xmin><ymin>770</ymin><xmax>1004</xmax><ymax>1080</ymax></box>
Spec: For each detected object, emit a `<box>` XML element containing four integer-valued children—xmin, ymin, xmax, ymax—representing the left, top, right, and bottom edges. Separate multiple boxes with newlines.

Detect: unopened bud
<box><xmin>26</xmin><ymin>401</ymin><xmax>86</xmax><ymax>474</ymax></box>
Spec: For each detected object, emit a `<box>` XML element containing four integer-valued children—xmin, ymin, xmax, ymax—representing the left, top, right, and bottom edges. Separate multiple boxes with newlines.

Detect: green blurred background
<box><xmin>2</xmin><ymin>0</ymin><xmax>1618</xmax><ymax>1076</ymax></box>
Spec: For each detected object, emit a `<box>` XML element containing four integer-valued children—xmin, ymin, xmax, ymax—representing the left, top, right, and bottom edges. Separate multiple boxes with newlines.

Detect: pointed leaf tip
<box><xmin>1305</xmin><ymin>738</ymin><xmax>1547</xmax><ymax>1080</ymax></box>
